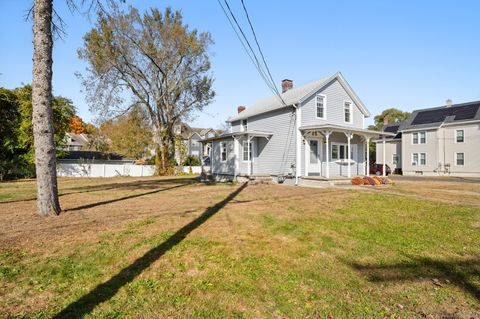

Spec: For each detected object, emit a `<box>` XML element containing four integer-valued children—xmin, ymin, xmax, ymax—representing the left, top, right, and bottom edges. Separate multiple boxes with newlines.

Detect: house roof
<box><xmin>200</xmin><ymin>130</ymin><xmax>273</xmax><ymax>142</ymax></box>
<box><xmin>65</xmin><ymin>133</ymin><xmax>89</xmax><ymax>146</ymax></box>
<box><xmin>59</xmin><ymin>151</ymin><xmax>133</xmax><ymax>162</ymax></box>
<box><xmin>400</xmin><ymin>100</ymin><xmax>480</xmax><ymax>131</ymax></box>
<box><xmin>228</xmin><ymin>72</ymin><xmax>370</xmax><ymax>122</ymax></box>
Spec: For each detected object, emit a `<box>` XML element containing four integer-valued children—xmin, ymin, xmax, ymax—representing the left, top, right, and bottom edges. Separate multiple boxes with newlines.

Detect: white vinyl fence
<box><xmin>57</xmin><ymin>163</ymin><xmax>202</xmax><ymax>178</ymax></box>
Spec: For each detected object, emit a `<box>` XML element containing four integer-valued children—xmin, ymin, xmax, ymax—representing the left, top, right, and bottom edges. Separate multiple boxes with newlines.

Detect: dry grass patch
<box><xmin>0</xmin><ymin>176</ymin><xmax>479</xmax><ymax>318</ymax></box>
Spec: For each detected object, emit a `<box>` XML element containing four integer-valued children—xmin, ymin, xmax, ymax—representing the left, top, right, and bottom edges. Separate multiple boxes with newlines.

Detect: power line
<box><xmin>240</xmin><ymin>0</ymin><xmax>285</xmax><ymax>105</ymax></box>
<box><xmin>217</xmin><ymin>0</ymin><xmax>286</xmax><ymax>106</ymax></box>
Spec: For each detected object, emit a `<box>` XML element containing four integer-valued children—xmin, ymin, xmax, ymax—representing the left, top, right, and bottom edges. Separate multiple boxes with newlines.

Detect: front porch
<box><xmin>300</xmin><ymin>124</ymin><xmax>395</xmax><ymax>179</ymax></box>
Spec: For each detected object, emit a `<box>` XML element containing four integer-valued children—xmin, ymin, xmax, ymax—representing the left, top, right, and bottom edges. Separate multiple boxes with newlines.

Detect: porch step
<box><xmin>299</xmin><ymin>176</ymin><xmax>352</xmax><ymax>187</ymax></box>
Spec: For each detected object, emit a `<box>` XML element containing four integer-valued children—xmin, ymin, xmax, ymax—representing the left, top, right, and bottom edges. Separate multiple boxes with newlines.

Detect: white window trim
<box><xmin>220</xmin><ymin>142</ymin><xmax>227</xmax><ymax>162</ymax></box>
<box><xmin>392</xmin><ymin>154</ymin><xmax>398</xmax><ymax>165</ymax></box>
<box><xmin>419</xmin><ymin>152</ymin><xmax>427</xmax><ymax>166</ymax></box>
<box><xmin>454</xmin><ymin>129</ymin><xmax>465</xmax><ymax>143</ymax></box>
<box><xmin>315</xmin><ymin>94</ymin><xmax>327</xmax><ymax>120</ymax></box>
<box><xmin>411</xmin><ymin>131</ymin><xmax>427</xmax><ymax>145</ymax></box>
<box><xmin>343</xmin><ymin>100</ymin><xmax>353</xmax><ymax>124</ymax></box>
<box><xmin>331</xmin><ymin>142</ymin><xmax>356</xmax><ymax>163</ymax></box>
<box><xmin>411</xmin><ymin>153</ymin><xmax>418</xmax><ymax>166</ymax></box>
<box><xmin>242</xmin><ymin>140</ymin><xmax>252</xmax><ymax>162</ymax></box>
<box><xmin>241</xmin><ymin>119</ymin><xmax>248</xmax><ymax>132</ymax></box>
<box><xmin>455</xmin><ymin>152</ymin><xmax>465</xmax><ymax>166</ymax></box>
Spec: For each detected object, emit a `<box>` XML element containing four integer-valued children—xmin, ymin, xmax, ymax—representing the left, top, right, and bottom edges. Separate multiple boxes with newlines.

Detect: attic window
<box><xmin>344</xmin><ymin>101</ymin><xmax>352</xmax><ymax>123</ymax></box>
<box><xmin>241</xmin><ymin>119</ymin><xmax>248</xmax><ymax>131</ymax></box>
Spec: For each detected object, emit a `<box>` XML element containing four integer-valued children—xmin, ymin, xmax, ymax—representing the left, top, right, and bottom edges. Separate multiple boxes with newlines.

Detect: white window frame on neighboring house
<box><xmin>411</xmin><ymin>153</ymin><xmax>419</xmax><ymax>166</ymax></box>
<box><xmin>220</xmin><ymin>142</ymin><xmax>227</xmax><ymax>162</ymax></box>
<box><xmin>455</xmin><ymin>152</ymin><xmax>465</xmax><ymax>166</ymax></box>
<box><xmin>455</xmin><ymin>129</ymin><xmax>465</xmax><ymax>143</ymax></box>
<box><xmin>392</xmin><ymin>154</ymin><xmax>398</xmax><ymax>165</ymax></box>
<box><xmin>420</xmin><ymin>152</ymin><xmax>426</xmax><ymax>165</ymax></box>
<box><xmin>412</xmin><ymin>131</ymin><xmax>427</xmax><ymax>144</ymax></box>
<box><xmin>343</xmin><ymin>101</ymin><xmax>353</xmax><ymax>124</ymax></box>
<box><xmin>242</xmin><ymin>140</ymin><xmax>252</xmax><ymax>162</ymax></box>
<box><xmin>241</xmin><ymin>119</ymin><xmax>248</xmax><ymax>132</ymax></box>
<box><xmin>315</xmin><ymin>94</ymin><xmax>326</xmax><ymax>119</ymax></box>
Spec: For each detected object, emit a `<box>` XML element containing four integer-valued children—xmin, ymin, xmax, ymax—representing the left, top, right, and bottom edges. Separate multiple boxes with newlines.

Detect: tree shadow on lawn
<box><xmin>53</xmin><ymin>182</ymin><xmax>248</xmax><ymax>318</ymax></box>
<box><xmin>347</xmin><ymin>255</ymin><xmax>480</xmax><ymax>301</ymax></box>
<box><xmin>0</xmin><ymin>177</ymin><xmax>198</xmax><ymax>204</ymax></box>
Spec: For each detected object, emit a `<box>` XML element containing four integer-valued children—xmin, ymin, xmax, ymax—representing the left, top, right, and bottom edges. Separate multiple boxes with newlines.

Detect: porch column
<box><xmin>233</xmin><ymin>137</ymin><xmax>239</xmax><ymax>180</ymax></box>
<box><xmin>323</xmin><ymin>131</ymin><xmax>332</xmax><ymax>179</ymax></box>
<box><xmin>200</xmin><ymin>142</ymin><xmax>204</xmax><ymax>175</ymax></box>
<box><xmin>247</xmin><ymin>135</ymin><xmax>251</xmax><ymax>175</ymax></box>
<box><xmin>382</xmin><ymin>137</ymin><xmax>386</xmax><ymax>177</ymax></box>
<box><xmin>344</xmin><ymin>132</ymin><xmax>353</xmax><ymax>178</ymax></box>
<box><xmin>365</xmin><ymin>137</ymin><xmax>370</xmax><ymax>176</ymax></box>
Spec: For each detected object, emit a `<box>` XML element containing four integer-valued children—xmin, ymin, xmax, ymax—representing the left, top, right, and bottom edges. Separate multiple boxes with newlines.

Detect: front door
<box><xmin>308</xmin><ymin>139</ymin><xmax>321</xmax><ymax>176</ymax></box>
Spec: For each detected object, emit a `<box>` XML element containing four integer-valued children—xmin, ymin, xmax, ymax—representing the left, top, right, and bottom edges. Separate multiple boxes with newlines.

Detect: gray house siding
<box><xmin>376</xmin><ymin>140</ymin><xmax>402</xmax><ymax>172</ymax></box>
<box><xmin>237</xmin><ymin>107</ymin><xmax>297</xmax><ymax>176</ymax></box>
<box><xmin>211</xmin><ymin>138</ymin><xmax>235</xmax><ymax>176</ymax></box>
<box><xmin>401</xmin><ymin>123</ymin><xmax>480</xmax><ymax>176</ymax></box>
<box><xmin>301</xmin><ymin>79</ymin><xmax>364</xmax><ymax>129</ymax></box>
<box><xmin>188</xmin><ymin>134</ymin><xmax>202</xmax><ymax>158</ymax></box>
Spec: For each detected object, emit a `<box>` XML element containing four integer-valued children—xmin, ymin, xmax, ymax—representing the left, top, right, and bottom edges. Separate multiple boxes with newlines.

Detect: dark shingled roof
<box><xmin>59</xmin><ymin>151</ymin><xmax>133</xmax><ymax>161</ymax></box>
<box><xmin>401</xmin><ymin>100</ymin><xmax>480</xmax><ymax>131</ymax></box>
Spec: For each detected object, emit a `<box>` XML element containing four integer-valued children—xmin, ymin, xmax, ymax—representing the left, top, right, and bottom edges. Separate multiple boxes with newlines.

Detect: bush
<box><xmin>183</xmin><ymin>155</ymin><xmax>200</xmax><ymax>166</ymax></box>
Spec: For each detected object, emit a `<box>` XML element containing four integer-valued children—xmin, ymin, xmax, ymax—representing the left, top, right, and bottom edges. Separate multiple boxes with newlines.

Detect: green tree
<box><xmin>78</xmin><ymin>6</ymin><xmax>215</xmax><ymax>175</ymax></box>
<box><xmin>371</xmin><ymin>108</ymin><xmax>411</xmax><ymax>131</ymax></box>
<box><xmin>100</xmin><ymin>107</ymin><xmax>153</xmax><ymax>159</ymax></box>
<box><xmin>367</xmin><ymin>108</ymin><xmax>411</xmax><ymax>164</ymax></box>
<box><xmin>0</xmin><ymin>88</ymin><xmax>21</xmax><ymax>180</ymax></box>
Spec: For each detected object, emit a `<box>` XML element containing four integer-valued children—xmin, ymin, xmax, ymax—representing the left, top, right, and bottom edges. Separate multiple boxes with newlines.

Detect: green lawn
<box><xmin>0</xmin><ymin>177</ymin><xmax>479</xmax><ymax>318</ymax></box>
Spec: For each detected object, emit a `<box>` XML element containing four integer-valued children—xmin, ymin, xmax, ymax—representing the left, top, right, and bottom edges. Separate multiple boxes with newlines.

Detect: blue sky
<box><xmin>1</xmin><ymin>0</ymin><xmax>479</xmax><ymax>128</ymax></box>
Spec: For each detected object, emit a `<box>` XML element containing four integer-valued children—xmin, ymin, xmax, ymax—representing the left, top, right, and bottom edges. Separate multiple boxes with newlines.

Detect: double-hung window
<box><xmin>456</xmin><ymin>129</ymin><xmax>464</xmax><ymax>143</ymax></box>
<box><xmin>412</xmin><ymin>132</ymin><xmax>426</xmax><ymax>144</ymax></box>
<box><xmin>316</xmin><ymin>95</ymin><xmax>326</xmax><ymax>119</ymax></box>
<box><xmin>455</xmin><ymin>152</ymin><xmax>465</xmax><ymax>166</ymax></box>
<box><xmin>242</xmin><ymin>141</ymin><xmax>252</xmax><ymax>161</ymax></box>
<box><xmin>392</xmin><ymin>154</ymin><xmax>398</xmax><ymax>164</ymax></box>
<box><xmin>241</xmin><ymin>119</ymin><xmax>248</xmax><ymax>131</ymax></box>
<box><xmin>412</xmin><ymin>152</ymin><xmax>426</xmax><ymax>165</ymax></box>
<box><xmin>344</xmin><ymin>101</ymin><xmax>352</xmax><ymax>123</ymax></box>
<box><xmin>220</xmin><ymin>142</ymin><xmax>227</xmax><ymax>162</ymax></box>
<box><xmin>331</xmin><ymin>144</ymin><xmax>355</xmax><ymax>161</ymax></box>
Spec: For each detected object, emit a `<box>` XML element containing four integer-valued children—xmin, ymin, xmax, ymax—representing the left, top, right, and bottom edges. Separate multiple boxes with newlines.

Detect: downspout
<box><xmin>294</xmin><ymin>103</ymin><xmax>301</xmax><ymax>185</ymax></box>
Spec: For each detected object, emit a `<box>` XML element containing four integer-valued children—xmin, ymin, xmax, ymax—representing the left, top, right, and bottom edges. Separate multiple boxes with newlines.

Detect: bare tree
<box><xmin>78</xmin><ymin>6</ymin><xmax>215</xmax><ymax>174</ymax></box>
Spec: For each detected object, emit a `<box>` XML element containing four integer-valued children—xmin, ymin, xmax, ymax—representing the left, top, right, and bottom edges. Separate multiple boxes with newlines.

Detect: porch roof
<box><xmin>299</xmin><ymin>124</ymin><xmax>395</xmax><ymax>138</ymax></box>
<box><xmin>200</xmin><ymin>130</ymin><xmax>273</xmax><ymax>143</ymax></box>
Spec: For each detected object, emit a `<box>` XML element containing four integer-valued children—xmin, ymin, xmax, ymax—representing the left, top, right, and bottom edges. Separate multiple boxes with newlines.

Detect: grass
<box><xmin>0</xmin><ymin>176</ymin><xmax>479</xmax><ymax>318</ymax></box>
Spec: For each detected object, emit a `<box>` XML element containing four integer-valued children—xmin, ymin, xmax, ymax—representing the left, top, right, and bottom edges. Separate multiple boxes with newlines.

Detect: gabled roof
<box><xmin>228</xmin><ymin>72</ymin><xmax>370</xmax><ymax>122</ymax></box>
<box><xmin>400</xmin><ymin>100</ymin><xmax>480</xmax><ymax>131</ymax></box>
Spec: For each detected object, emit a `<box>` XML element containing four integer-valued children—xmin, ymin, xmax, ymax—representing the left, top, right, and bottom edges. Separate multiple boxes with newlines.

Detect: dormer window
<box><xmin>241</xmin><ymin>119</ymin><xmax>248</xmax><ymax>131</ymax></box>
<box><xmin>316</xmin><ymin>94</ymin><xmax>326</xmax><ymax>119</ymax></box>
<box><xmin>344</xmin><ymin>101</ymin><xmax>352</xmax><ymax>123</ymax></box>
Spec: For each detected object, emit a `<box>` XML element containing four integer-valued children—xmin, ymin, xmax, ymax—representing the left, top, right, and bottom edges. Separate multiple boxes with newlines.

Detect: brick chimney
<box><xmin>282</xmin><ymin>79</ymin><xmax>293</xmax><ymax>93</ymax></box>
<box><xmin>446</xmin><ymin>99</ymin><xmax>453</xmax><ymax>107</ymax></box>
<box><xmin>237</xmin><ymin>105</ymin><xmax>246</xmax><ymax>114</ymax></box>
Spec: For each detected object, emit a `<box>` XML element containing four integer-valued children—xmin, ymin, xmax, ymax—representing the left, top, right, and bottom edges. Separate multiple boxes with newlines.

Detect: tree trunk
<box><xmin>32</xmin><ymin>0</ymin><xmax>61</xmax><ymax>216</ymax></box>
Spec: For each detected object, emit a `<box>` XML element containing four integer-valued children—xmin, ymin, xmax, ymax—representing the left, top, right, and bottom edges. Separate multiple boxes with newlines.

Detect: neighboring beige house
<box><xmin>64</xmin><ymin>133</ymin><xmax>89</xmax><ymax>151</ymax></box>
<box><xmin>376</xmin><ymin>100</ymin><xmax>480</xmax><ymax>177</ymax></box>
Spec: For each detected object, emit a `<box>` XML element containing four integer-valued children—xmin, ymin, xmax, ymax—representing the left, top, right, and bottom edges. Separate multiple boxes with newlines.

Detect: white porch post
<box><xmin>323</xmin><ymin>131</ymin><xmax>332</xmax><ymax>179</ymax></box>
<box><xmin>382</xmin><ymin>137</ymin><xmax>386</xmax><ymax>177</ymax></box>
<box><xmin>295</xmin><ymin>104</ymin><xmax>302</xmax><ymax>185</ymax></box>
<box><xmin>304</xmin><ymin>133</ymin><xmax>309</xmax><ymax>177</ymax></box>
<box><xmin>366</xmin><ymin>137</ymin><xmax>370</xmax><ymax>176</ymax></box>
<box><xmin>233</xmin><ymin>137</ymin><xmax>239</xmax><ymax>180</ymax></box>
<box><xmin>247</xmin><ymin>135</ymin><xmax>251</xmax><ymax>176</ymax></box>
<box><xmin>344</xmin><ymin>132</ymin><xmax>353</xmax><ymax>178</ymax></box>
